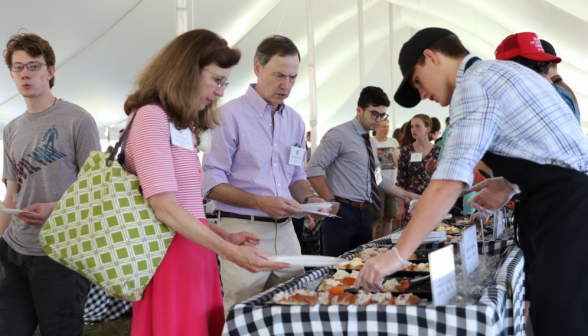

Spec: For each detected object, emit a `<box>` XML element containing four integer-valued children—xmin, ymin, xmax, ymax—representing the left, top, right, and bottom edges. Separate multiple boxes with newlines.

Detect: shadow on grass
<box><xmin>33</xmin><ymin>310</ymin><xmax>133</xmax><ymax>336</ymax></box>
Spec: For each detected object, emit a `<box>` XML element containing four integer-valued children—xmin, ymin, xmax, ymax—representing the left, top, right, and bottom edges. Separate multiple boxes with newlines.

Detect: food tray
<box><xmin>381</xmin><ymin>274</ymin><xmax>432</xmax><ymax>295</ymax></box>
<box><xmin>263</xmin><ymin>272</ymin><xmax>433</xmax><ymax>306</ymax></box>
<box><xmin>321</xmin><ymin>269</ymin><xmax>430</xmax><ymax>289</ymax></box>
<box><xmin>389</xmin><ymin>270</ymin><xmax>430</xmax><ymax>277</ymax></box>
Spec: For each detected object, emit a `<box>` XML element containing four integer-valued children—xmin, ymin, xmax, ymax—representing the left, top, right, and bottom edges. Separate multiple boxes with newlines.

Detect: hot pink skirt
<box><xmin>132</xmin><ymin>219</ymin><xmax>224</xmax><ymax>336</ymax></box>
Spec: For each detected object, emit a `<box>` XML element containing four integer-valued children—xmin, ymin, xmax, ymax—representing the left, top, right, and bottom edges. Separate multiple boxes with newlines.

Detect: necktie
<box><xmin>362</xmin><ymin>133</ymin><xmax>380</xmax><ymax>211</ymax></box>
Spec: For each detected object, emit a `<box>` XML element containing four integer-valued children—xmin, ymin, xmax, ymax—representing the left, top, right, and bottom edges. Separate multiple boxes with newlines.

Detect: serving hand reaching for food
<box><xmin>466</xmin><ymin>177</ymin><xmax>519</xmax><ymax>213</ymax></box>
<box><xmin>355</xmin><ymin>180</ymin><xmax>464</xmax><ymax>293</ymax></box>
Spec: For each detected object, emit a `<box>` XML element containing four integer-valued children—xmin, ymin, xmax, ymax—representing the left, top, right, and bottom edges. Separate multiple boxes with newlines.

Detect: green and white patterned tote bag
<box><xmin>39</xmin><ymin>112</ymin><xmax>175</xmax><ymax>301</ymax></box>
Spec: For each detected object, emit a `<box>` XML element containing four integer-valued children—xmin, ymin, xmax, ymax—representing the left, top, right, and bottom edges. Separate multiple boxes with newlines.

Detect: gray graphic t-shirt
<box><xmin>2</xmin><ymin>100</ymin><xmax>101</xmax><ymax>256</ymax></box>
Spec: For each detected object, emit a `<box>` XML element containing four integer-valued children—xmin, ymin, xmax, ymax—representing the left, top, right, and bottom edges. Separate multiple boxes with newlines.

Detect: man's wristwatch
<box><xmin>303</xmin><ymin>195</ymin><xmax>317</xmax><ymax>204</ymax></box>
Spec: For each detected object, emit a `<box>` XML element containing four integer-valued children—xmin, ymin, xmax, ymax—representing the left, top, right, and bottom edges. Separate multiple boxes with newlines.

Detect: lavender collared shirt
<box><xmin>202</xmin><ymin>84</ymin><xmax>307</xmax><ymax>217</ymax></box>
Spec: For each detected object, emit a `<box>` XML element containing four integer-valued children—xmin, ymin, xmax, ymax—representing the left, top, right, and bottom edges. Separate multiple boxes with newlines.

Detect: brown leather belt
<box><xmin>334</xmin><ymin>196</ymin><xmax>371</xmax><ymax>210</ymax></box>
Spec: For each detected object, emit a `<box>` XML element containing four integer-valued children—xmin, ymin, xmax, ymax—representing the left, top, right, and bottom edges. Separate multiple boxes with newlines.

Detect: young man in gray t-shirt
<box><xmin>0</xmin><ymin>32</ymin><xmax>100</xmax><ymax>336</ymax></box>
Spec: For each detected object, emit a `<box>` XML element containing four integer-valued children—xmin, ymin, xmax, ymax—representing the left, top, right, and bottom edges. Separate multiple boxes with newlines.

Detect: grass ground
<box><xmin>33</xmin><ymin>310</ymin><xmax>133</xmax><ymax>336</ymax></box>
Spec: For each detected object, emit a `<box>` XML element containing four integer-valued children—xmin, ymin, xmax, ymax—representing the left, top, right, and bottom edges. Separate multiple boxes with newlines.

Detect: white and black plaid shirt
<box><xmin>433</xmin><ymin>54</ymin><xmax>588</xmax><ymax>188</ymax></box>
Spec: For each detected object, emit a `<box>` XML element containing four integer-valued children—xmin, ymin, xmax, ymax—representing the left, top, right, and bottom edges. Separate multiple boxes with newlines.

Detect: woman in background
<box><xmin>395</xmin><ymin>114</ymin><xmax>440</xmax><ymax>226</ymax></box>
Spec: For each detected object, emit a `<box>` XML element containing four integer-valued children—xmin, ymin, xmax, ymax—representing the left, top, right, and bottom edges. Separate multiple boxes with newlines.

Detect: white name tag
<box><xmin>169</xmin><ymin>122</ymin><xmax>194</xmax><ymax>151</ymax></box>
<box><xmin>375</xmin><ymin>167</ymin><xmax>383</xmax><ymax>185</ymax></box>
<box><xmin>410</xmin><ymin>152</ymin><xmax>423</xmax><ymax>162</ymax></box>
<box><xmin>288</xmin><ymin>146</ymin><xmax>304</xmax><ymax>167</ymax></box>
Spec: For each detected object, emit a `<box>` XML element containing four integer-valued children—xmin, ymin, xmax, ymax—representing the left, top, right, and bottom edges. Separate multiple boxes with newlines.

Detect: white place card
<box><xmin>429</xmin><ymin>245</ymin><xmax>457</xmax><ymax>306</ymax></box>
<box><xmin>460</xmin><ymin>225</ymin><xmax>479</xmax><ymax>276</ymax></box>
<box><xmin>460</xmin><ymin>225</ymin><xmax>479</xmax><ymax>302</ymax></box>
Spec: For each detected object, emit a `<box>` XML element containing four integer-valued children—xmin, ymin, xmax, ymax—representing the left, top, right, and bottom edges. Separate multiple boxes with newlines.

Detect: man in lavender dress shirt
<box><xmin>202</xmin><ymin>36</ymin><xmax>328</xmax><ymax>315</ymax></box>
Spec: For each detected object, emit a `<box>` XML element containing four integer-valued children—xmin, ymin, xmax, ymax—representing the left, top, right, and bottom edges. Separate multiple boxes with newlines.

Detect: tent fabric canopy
<box><xmin>2</xmin><ymin>0</ymin><xmax>587</xmax><ymax>141</ymax></box>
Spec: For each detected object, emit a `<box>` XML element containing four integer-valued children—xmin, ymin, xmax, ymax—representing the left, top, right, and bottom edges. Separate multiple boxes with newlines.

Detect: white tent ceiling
<box><xmin>2</xmin><ymin>0</ymin><xmax>588</xmax><ymax>142</ymax></box>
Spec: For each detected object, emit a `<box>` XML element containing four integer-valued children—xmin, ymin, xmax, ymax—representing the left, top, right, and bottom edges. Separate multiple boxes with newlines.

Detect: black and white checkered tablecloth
<box><xmin>223</xmin><ymin>235</ymin><xmax>525</xmax><ymax>336</ymax></box>
<box><xmin>84</xmin><ymin>283</ymin><xmax>132</xmax><ymax>324</ymax></box>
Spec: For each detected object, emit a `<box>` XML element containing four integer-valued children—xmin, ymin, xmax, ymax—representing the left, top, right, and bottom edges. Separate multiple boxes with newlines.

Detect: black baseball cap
<box><xmin>540</xmin><ymin>39</ymin><xmax>557</xmax><ymax>57</ymax></box>
<box><xmin>394</xmin><ymin>27</ymin><xmax>455</xmax><ymax>108</ymax></box>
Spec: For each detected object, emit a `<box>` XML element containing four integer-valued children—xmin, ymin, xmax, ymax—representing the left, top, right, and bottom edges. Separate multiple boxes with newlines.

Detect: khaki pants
<box><xmin>218</xmin><ymin>217</ymin><xmax>304</xmax><ymax>316</ymax></box>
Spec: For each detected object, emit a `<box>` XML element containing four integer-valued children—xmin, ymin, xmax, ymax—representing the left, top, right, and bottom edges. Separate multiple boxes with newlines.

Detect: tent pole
<box><xmin>389</xmin><ymin>3</ymin><xmax>396</xmax><ymax>131</ymax></box>
<box><xmin>176</xmin><ymin>0</ymin><xmax>188</xmax><ymax>35</ymax></box>
<box><xmin>358</xmin><ymin>0</ymin><xmax>365</xmax><ymax>89</ymax></box>
<box><xmin>306</xmin><ymin>0</ymin><xmax>318</xmax><ymax>154</ymax></box>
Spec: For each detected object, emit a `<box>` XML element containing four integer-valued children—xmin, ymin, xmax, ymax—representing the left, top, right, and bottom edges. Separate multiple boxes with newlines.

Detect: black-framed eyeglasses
<box><xmin>202</xmin><ymin>67</ymin><xmax>229</xmax><ymax>89</ymax></box>
<box><xmin>9</xmin><ymin>62</ymin><xmax>47</xmax><ymax>72</ymax></box>
<box><xmin>368</xmin><ymin>110</ymin><xmax>388</xmax><ymax>121</ymax></box>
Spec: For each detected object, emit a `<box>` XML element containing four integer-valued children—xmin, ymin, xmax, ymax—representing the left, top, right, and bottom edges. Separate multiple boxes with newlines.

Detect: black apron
<box><xmin>461</xmin><ymin>57</ymin><xmax>588</xmax><ymax>335</ymax></box>
<box><xmin>481</xmin><ymin>152</ymin><xmax>588</xmax><ymax>335</ymax></box>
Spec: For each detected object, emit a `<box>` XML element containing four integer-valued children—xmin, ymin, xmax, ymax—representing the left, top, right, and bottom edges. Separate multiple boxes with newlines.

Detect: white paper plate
<box><xmin>0</xmin><ymin>208</ymin><xmax>34</xmax><ymax>215</ymax></box>
<box><xmin>290</xmin><ymin>210</ymin><xmax>340</xmax><ymax>219</ymax></box>
<box><xmin>275</xmin><ymin>255</ymin><xmax>347</xmax><ymax>267</ymax></box>
<box><xmin>293</xmin><ymin>202</ymin><xmax>338</xmax><ymax>211</ymax></box>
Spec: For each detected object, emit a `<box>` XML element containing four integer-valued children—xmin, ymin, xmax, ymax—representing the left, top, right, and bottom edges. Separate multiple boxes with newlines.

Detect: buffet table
<box><xmin>222</xmin><ymin>234</ymin><xmax>525</xmax><ymax>336</ymax></box>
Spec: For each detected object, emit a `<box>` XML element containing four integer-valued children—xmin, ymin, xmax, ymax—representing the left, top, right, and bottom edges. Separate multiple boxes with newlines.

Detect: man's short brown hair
<box><xmin>254</xmin><ymin>35</ymin><xmax>300</xmax><ymax>66</ymax></box>
<box><xmin>3</xmin><ymin>31</ymin><xmax>56</xmax><ymax>88</ymax></box>
<box><xmin>415</xmin><ymin>34</ymin><xmax>469</xmax><ymax>66</ymax></box>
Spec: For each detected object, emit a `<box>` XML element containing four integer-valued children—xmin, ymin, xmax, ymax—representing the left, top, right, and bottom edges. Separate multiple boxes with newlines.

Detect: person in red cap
<box><xmin>541</xmin><ymin>38</ymin><xmax>580</xmax><ymax>117</ymax></box>
<box><xmin>496</xmin><ymin>32</ymin><xmax>580</xmax><ymax>124</ymax></box>
<box><xmin>495</xmin><ymin>32</ymin><xmax>582</xmax><ymax>327</ymax></box>
<box><xmin>354</xmin><ymin>27</ymin><xmax>588</xmax><ymax>336</ymax></box>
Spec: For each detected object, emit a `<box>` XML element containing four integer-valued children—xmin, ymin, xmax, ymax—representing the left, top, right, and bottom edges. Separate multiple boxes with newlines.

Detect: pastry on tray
<box><xmin>334</xmin><ymin>257</ymin><xmax>364</xmax><ymax>270</ymax></box>
<box><xmin>272</xmin><ymin>289</ymin><xmax>420</xmax><ymax>306</ymax></box>
<box><xmin>444</xmin><ymin>234</ymin><xmax>462</xmax><ymax>243</ymax></box>
<box><xmin>331</xmin><ymin>269</ymin><xmax>360</xmax><ymax>280</ymax></box>
<box><xmin>435</xmin><ymin>223</ymin><xmax>464</xmax><ymax>235</ymax></box>
<box><xmin>399</xmin><ymin>262</ymin><xmax>429</xmax><ymax>272</ymax></box>
<box><xmin>329</xmin><ymin>291</ymin><xmax>418</xmax><ymax>306</ymax></box>
<box><xmin>272</xmin><ymin>289</ymin><xmax>325</xmax><ymax>305</ymax></box>
<box><xmin>321</xmin><ymin>278</ymin><xmax>343</xmax><ymax>291</ymax></box>
<box><xmin>331</xmin><ymin>292</ymin><xmax>369</xmax><ymax>305</ymax></box>
<box><xmin>321</xmin><ymin>278</ymin><xmax>356</xmax><ymax>291</ymax></box>
<box><xmin>382</xmin><ymin>278</ymin><xmax>404</xmax><ymax>292</ymax></box>
<box><xmin>354</xmin><ymin>247</ymin><xmax>383</xmax><ymax>261</ymax></box>
<box><xmin>394</xmin><ymin>293</ymin><xmax>420</xmax><ymax>305</ymax></box>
